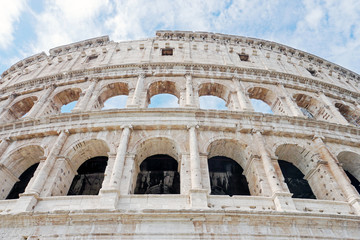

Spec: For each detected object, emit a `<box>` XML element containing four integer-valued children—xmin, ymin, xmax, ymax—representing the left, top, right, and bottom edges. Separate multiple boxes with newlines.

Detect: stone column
<box><xmin>188</xmin><ymin>124</ymin><xmax>207</xmax><ymax>208</ymax></box>
<box><xmin>188</xmin><ymin>125</ymin><xmax>202</xmax><ymax>190</ymax></box>
<box><xmin>232</xmin><ymin>78</ymin><xmax>253</xmax><ymax>111</ymax></box>
<box><xmin>185</xmin><ymin>74</ymin><xmax>195</xmax><ymax>107</ymax></box>
<box><xmin>277</xmin><ymin>84</ymin><xmax>303</xmax><ymax>117</ymax></box>
<box><xmin>313</xmin><ymin>136</ymin><xmax>360</xmax><ymax>214</ymax></box>
<box><xmin>129</xmin><ymin>73</ymin><xmax>145</xmax><ymax>107</ymax></box>
<box><xmin>318</xmin><ymin>93</ymin><xmax>349</xmax><ymax>125</ymax></box>
<box><xmin>109</xmin><ymin>125</ymin><xmax>132</xmax><ymax>192</ymax></box>
<box><xmin>72</xmin><ymin>78</ymin><xmax>98</xmax><ymax>112</ymax></box>
<box><xmin>101</xmin><ymin>152</ymin><xmax>116</xmax><ymax>190</ymax></box>
<box><xmin>25</xmin><ymin>85</ymin><xmax>56</xmax><ymax>118</ymax></box>
<box><xmin>0</xmin><ymin>164</ymin><xmax>19</xmax><ymax>199</ymax></box>
<box><xmin>253</xmin><ymin>130</ymin><xmax>297</xmax><ymax>211</ymax></box>
<box><xmin>26</xmin><ymin>130</ymin><xmax>69</xmax><ymax>195</ymax></box>
<box><xmin>0</xmin><ymin>93</ymin><xmax>17</xmax><ymax>115</ymax></box>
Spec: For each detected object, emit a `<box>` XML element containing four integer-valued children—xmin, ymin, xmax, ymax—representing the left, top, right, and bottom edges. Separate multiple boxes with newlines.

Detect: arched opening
<box><xmin>134</xmin><ymin>154</ymin><xmax>180</xmax><ymax>194</ymax></box>
<box><xmin>43</xmin><ymin>88</ymin><xmax>81</xmax><ymax>115</ymax></box>
<box><xmin>148</xmin><ymin>93</ymin><xmax>179</xmax><ymax>108</ymax></box>
<box><xmin>2</xmin><ymin>96</ymin><xmax>37</xmax><ymax>121</ymax></box>
<box><xmin>6</xmin><ymin>163</ymin><xmax>39</xmax><ymax>199</ymax></box>
<box><xmin>102</xmin><ymin>95</ymin><xmax>128</xmax><ymax>110</ymax></box>
<box><xmin>147</xmin><ymin>81</ymin><xmax>180</xmax><ymax>108</ymax></box>
<box><xmin>250</xmin><ymin>99</ymin><xmax>273</xmax><ymax>114</ymax></box>
<box><xmin>61</xmin><ymin>100</ymin><xmax>77</xmax><ymax>113</ymax></box>
<box><xmin>335</xmin><ymin>103</ymin><xmax>360</xmax><ymax>126</ymax></box>
<box><xmin>199</xmin><ymin>96</ymin><xmax>227</xmax><ymax>110</ymax></box>
<box><xmin>198</xmin><ymin>83</ymin><xmax>229</xmax><ymax>110</ymax></box>
<box><xmin>337</xmin><ymin>151</ymin><xmax>360</xmax><ymax>193</ymax></box>
<box><xmin>278</xmin><ymin>160</ymin><xmax>315</xmax><ymax>199</ymax></box>
<box><xmin>208</xmin><ymin>156</ymin><xmax>249</xmax><ymax>196</ymax></box>
<box><xmin>345</xmin><ymin>170</ymin><xmax>360</xmax><ymax>194</ymax></box>
<box><xmin>67</xmin><ymin>156</ymin><xmax>108</xmax><ymax>195</ymax></box>
<box><xmin>97</xmin><ymin>82</ymin><xmax>129</xmax><ymax>110</ymax></box>
<box><xmin>293</xmin><ymin>94</ymin><xmax>321</xmax><ymax>119</ymax></box>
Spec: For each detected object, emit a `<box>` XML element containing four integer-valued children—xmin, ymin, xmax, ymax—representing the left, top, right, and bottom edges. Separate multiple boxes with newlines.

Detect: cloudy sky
<box><xmin>1</xmin><ymin>0</ymin><xmax>359</xmax><ymax>112</ymax></box>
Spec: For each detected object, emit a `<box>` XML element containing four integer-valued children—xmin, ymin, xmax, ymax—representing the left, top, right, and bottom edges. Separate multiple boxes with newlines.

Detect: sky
<box><xmin>1</xmin><ymin>0</ymin><xmax>359</xmax><ymax>113</ymax></box>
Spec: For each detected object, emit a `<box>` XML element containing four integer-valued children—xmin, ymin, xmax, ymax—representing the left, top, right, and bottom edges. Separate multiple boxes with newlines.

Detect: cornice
<box><xmin>0</xmin><ymin>109</ymin><xmax>358</xmax><ymax>146</ymax></box>
<box><xmin>0</xmin><ymin>62</ymin><xmax>358</xmax><ymax>104</ymax></box>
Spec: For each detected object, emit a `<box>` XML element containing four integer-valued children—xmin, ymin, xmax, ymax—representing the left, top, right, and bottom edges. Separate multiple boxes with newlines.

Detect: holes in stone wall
<box><xmin>278</xmin><ymin>160</ymin><xmax>315</xmax><ymax>199</ymax></box>
<box><xmin>208</xmin><ymin>156</ymin><xmax>250</xmax><ymax>196</ymax></box>
<box><xmin>238</xmin><ymin>53</ymin><xmax>249</xmax><ymax>61</ymax></box>
<box><xmin>67</xmin><ymin>156</ymin><xmax>108</xmax><ymax>195</ymax></box>
<box><xmin>134</xmin><ymin>154</ymin><xmax>180</xmax><ymax>194</ymax></box>
<box><xmin>6</xmin><ymin>163</ymin><xmax>39</xmax><ymax>199</ymax></box>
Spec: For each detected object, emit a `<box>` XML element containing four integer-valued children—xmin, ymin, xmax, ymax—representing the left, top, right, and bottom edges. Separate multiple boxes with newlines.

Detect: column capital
<box><xmin>138</xmin><ymin>72</ymin><xmax>146</xmax><ymax>79</ymax></box>
<box><xmin>56</xmin><ymin>129</ymin><xmax>70</xmax><ymax>135</ymax></box>
<box><xmin>251</xmin><ymin>128</ymin><xmax>263</xmax><ymax>135</ymax></box>
<box><xmin>312</xmin><ymin>134</ymin><xmax>325</xmax><ymax>141</ymax></box>
<box><xmin>185</xmin><ymin>73</ymin><xmax>192</xmax><ymax>79</ymax></box>
<box><xmin>187</xmin><ymin>124</ymin><xmax>199</xmax><ymax>130</ymax></box>
<box><xmin>121</xmin><ymin>124</ymin><xmax>133</xmax><ymax>130</ymax></box>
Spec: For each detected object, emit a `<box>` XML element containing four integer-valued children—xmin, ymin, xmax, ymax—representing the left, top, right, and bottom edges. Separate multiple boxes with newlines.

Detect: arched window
<box><xmin>102</xmin><ymin>95</ymin><xmax>128</xmax><ymax>110</ymax></box>
<box><xmin>134</xmin><ymin>154</ymin><xmax>180</xmax><ymax>194</ymax></box>
<box><xmin>98</xmin><ymin>82</ymin><xmax>129</xmax><ymax>110</ymax></box>
<box><xmin>250</xmin><ymin>99</ymin><xmax>273</xmax><ymax>114</ymax></box>
<box><xmin>42</xmin><ymin>88</ymin><xmax>81</xmax><ymax>115</ymax></box>
<box><xmin>208</xmin><ymin>156</ymin><xmax>249</xmax><ymax>196</ymax></box>
<box><xmin>198</xmin><ymin>83</ymin><xmax>229</xmax><ymax>110</ymax></box>
<box><xmin>278</xmin><ymin>160</ymin><xmax>315</xmax><ymax>199</ymax></box>
<box><xmin>148</xmin><ymin>93</ymin><xmax>179</xmax><ymax>108</ymax></box>
<box><xmin>6</xmin><ymin>163</ymin><xmax>39</xmax><ymax>199</ymax></box>
<box><xmin>1</xmin><ymin>96</ymin><xmax>37</xmax><ymax>122</ymax></box>
<box><xmin>147</xmin><ymin>81</ymin><xmax>180</xmax><ymax>108</ymax></box>
<box><xmin>199</xmin><ymin>96</ymin><xmax>227</xmax><ymax>110</ymax></box>
<box><xmin>248</xmin><ymin>87</ymin><xmax>278</xmax><ymax>114</ymax></box>
<box><xmin>293</xmin><ymin>94</ymin><xmax>322</xmax><ymax>119</ymax></box>
<box><xmin>67</xmin><ymin>156</ymin><xmax>108</xmax><ymax>195</ymax></box>
<box><xmin>335</xmin><ymin>103</ymin><xmax>360</xmax><ymax>126</ymax></box>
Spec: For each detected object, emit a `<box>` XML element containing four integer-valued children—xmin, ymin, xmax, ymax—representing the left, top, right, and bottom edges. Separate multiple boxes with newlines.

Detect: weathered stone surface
<box><xmin>0</xmin><ymin>31</ymin><xmax>359</xmax><ymax>239</ymax></box>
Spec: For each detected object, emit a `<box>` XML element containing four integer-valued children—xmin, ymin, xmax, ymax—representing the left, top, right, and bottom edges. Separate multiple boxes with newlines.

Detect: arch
<box><xmin>293</xmin><ymin>93</ymin><xmax>322</xmax><ymax>119</ymax></box>
<box><xmin>0</xmin><ymin>145</ymin><xmax>44</xmax><ymax>199</ymax></box>
<box><xmin>67</xmin><ymin>156</ymin><xmax>108</xmax><ymax>195</ymax></box>
<box><xmin>97</xmin><ymin>82</ymin><xmax>129</xmax><ymax>110</ymax></box>
<box><xmin>208</xmin><ymin>156</ymin><xmax>250</xmax><ymax>196</ymax></box>
<box><xmin>335</xmin><ymin>103</ymin><xmax>360</xmax><ymax>126</ymax></box>
<box><xmin>131</xmin><ymin>137</ymin><xmax>181</xmax><ymax>194</ymax></box>
<box><xmin>134</xmin><ymin>154</ymin><xmax>180</xmax><ymax>194</ymax></box>
<box><xmin>206</xmin><ymin>139</ymin><xmax>248</xmax><ymax>168</ymax></box>
<box><xmin>146</xmin><ymin>81</ymin><xmax>180</xmax><ymax>107</ymax></box>
<box><xmin>65</xmin><ymin>139</ymin><xmax>110</xmax><ymax>170</ymax></box>
<box><xmin>337</xmin><ymin>151</ymin><xmax>360</xmax><ymax>182</ymax></box>
<box><xmin>248</xmin><ymin>87</ymin><xmax>276</xmax><ymax>108</ymax></box>
<box><xmin>2</xmin><ymin>96</ymin><xmax>38</xmax><ymax>121</ymax></box>
<box><xmin>277</xmin><ymin>160</ymin><xmax>315</xmax><ymax>199</ymax></box>
<box><xmin>6</xmin><ymin>163</ymin><xmax>39</xmax><ymax>199</ymax></box>
<box><xmin>275</xmin><ymin>144</ymin><xmax>318</xmax><ymax>199</ymax></box>
<box><xmin>42</xmin><ymin>88</ymin><xmax>82</xmax><ymax>115</ymax></box>
<box><xmin>148</xmin><ymin>93</ymin><xmax>179</xmax><ymax>108</ymax></box>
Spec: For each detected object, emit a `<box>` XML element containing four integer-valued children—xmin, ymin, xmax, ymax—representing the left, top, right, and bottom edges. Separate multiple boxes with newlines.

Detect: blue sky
<box><xmin>1</xmin><ymin>0</ymin><xmax>359</xmax><ymax>113</ymax></box>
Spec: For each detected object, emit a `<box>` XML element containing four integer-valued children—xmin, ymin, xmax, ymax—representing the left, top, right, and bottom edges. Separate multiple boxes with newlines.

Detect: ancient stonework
<box><xmin>0</xmin><ymin>30</ymin><xmax>359</xmax><ymax>239</ymax></box>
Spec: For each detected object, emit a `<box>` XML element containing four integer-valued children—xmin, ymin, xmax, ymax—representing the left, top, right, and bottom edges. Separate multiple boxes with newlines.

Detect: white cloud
<box><xmin>0</xmin><ymin>0</ymin><xmax>26</xmax><ymax>49</ymax></box>
<box><xmin>30</xmin><ymin>0</ymin><xmax>111</xmax><ymax>54</ymax></box>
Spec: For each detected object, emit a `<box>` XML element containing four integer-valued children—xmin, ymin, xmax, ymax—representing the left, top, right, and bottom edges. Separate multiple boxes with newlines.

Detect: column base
<box><xmin>99</xmin><ymin>188</ymin><xmax>120</xmax><ymax>209</ymax></box>
<box><xmin>189</xmin><ymin>189</ymin><xmax>208</xmax><ymax>209</ymax></box>
<box><xmin>272</xmin><ymin>192</ymin><xmax>297</xmax><ymax>212</ymax></box>
<box><xmin>348</xmin><ymin>197</ymin><xmax>360</xmax><ymax>215</ymax></box>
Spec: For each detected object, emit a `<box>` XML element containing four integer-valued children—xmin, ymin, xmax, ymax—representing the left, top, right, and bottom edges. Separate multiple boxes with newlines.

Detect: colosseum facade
<box><xmin>0</xmin><ymin>30</ymin><xmax>359</xmax><ymax>239</ymax></box>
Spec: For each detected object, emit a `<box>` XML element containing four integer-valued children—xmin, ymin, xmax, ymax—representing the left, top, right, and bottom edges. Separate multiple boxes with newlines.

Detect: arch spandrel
<box><xmin>63</xmin><ymin>139</ymin><xmax>110</xmax><ymax>170</ymax></box>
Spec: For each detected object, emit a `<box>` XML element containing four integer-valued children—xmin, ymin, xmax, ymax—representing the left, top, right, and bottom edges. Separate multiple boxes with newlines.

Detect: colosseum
<box><xmin>0</xmin><ymin>30</ymin><xmax>359</xmax><ymax>239</ymax></box>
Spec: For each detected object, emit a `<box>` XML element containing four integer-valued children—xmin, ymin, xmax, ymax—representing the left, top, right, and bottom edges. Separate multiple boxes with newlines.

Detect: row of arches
<box><xmin>1</xmin><ymin>137</ymin><xmax>359</xmax><ymax>202</ymax></box>
<box><xmin>1</xmin><ymin>79</ymin><xmax>358</xmax><ymax>126</ymax></box>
